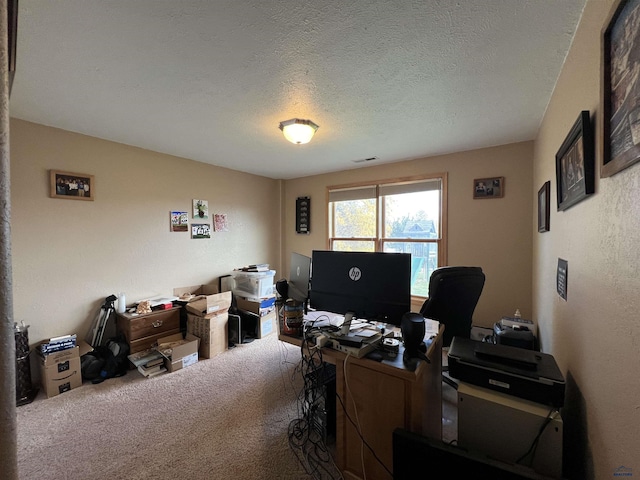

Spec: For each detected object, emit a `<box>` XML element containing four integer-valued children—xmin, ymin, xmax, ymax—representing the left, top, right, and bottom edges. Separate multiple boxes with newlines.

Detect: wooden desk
<box><xmin>280</xmin><ymin>321</ymin><xmax>443</xmax><ymax>480</ymax></box>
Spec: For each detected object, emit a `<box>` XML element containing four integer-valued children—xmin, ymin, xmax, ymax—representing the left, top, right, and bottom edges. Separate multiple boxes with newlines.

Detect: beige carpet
<box><xmin>17</xmin><ymin>335</ymin><xmax>317</xmax><ymax>480</ymax></box>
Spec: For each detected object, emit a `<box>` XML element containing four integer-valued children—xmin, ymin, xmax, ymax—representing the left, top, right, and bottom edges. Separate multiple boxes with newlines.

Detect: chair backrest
<box><xmin>419</xmin><ymin>266</ymin><xmax>485</xmax><ymax>347</ymax></box>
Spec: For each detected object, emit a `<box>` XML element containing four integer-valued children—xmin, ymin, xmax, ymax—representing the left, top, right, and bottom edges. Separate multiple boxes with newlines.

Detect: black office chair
<box><xmin>419</xmin><ymin>266</ymin><xmax>485</xmax><ymax>388</ymax></box>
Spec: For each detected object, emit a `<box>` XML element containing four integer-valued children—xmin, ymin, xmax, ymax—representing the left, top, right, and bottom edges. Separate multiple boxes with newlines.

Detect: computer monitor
<box><xmin>288</xmin><ymin>252</ymin><xmax>311</xmax><ymax>305</ymax></box>
<box><xmin>309</xmin><ymin>250</ymin><xmax>411</xmax><ymax>327</ymax></box>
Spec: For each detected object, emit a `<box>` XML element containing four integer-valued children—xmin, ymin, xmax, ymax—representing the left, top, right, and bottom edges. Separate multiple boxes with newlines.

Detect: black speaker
<box><xmin>400</xmin><ymin>312</ymin><xmax>428</xmax><ymax>371</ymax></box>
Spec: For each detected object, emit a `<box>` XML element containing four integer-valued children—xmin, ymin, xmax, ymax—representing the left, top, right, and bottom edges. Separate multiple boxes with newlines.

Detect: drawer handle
<box><xmin>152</xmin><ymin>320</ymin><xmax>163</xmax><ymax>328</ymax></box>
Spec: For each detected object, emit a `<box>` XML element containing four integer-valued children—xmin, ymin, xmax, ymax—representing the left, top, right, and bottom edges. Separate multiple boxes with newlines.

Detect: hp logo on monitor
<box><xmin>348</xmin><ymin>266</ymin><xmax>362</xmax><ymax>281</ymax></box>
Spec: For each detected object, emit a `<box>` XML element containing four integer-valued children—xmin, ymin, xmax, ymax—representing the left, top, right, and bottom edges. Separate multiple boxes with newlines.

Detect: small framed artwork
<box><xmin>49</xmin><ymin>170</ymin><xmax>94</xmax><ymax>201</ymax></box>
<box><xmin>191</xmin><ymin>224</ymin><xmax>211</xmax><ymax>239</ymax></box>
<box><xmin>473</xmin><ymin>177</ymin><xmax>504</xmax><ymax>199</ymax></box>
<box><xmin>557</xmin><ymin>258</ymin><xmax>568</xmax><ymax>301</ymax></box>
<box><xmin>193</xmin><ymin>199</ymin><xmax>209</xmax><ymax>219</ymax></box>
<box><xmin>601</xmin><ymin>0</ymin><xmax>640</xmax><ymax>178</ymax></box>
<box><xmin>555</xmin><ymin>111</ymin><xmax>595</xmax><ymax>211</ymax></box>
<box><xmin>214</xmin><ymin>213</ymin><xmax>229</xmax><ymax>232</ymax></box>
<box><xmin>537</xmin><ymin>181</ymin><xmax>551</xmax><ymax>233</ymax></box>
<box><xmin>170</xmin><ymin>211</ymin><xmax>188</xmax><ymax>232</ymax></box>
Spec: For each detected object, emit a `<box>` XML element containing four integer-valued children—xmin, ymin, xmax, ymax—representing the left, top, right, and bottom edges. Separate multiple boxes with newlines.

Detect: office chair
<box><xmin>419</xmin><ymin>266</ymin><xmax>485</xmax><ymax>389</ymax></box>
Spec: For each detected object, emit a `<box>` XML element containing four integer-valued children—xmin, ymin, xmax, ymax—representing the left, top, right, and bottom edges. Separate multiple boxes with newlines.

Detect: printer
<box><xmin>448</xmin><ymin>337</ymin><xmax>565</xmax><ymax>407</ymax></box>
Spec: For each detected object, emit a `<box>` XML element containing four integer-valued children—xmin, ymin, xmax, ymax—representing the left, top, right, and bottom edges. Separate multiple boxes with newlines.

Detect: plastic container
<box><xmin>117</xmin><ymin>292</ymin><xmax>126</xmax><ymax>313</ymax></box>
<box><xmin>231</xmin><ymin>270</ymin><xmax>276</xmax><ymax>299</ymax></box>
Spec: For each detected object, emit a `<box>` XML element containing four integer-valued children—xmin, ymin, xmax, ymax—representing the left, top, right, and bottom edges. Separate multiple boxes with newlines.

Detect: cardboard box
<box><xmin>187</xmin><ymin>312</ymin><xmax>228</xmax><ymax>359</ymax></box>
<box><xmin>256</xmin><ymin>310</ymin><xmax>277</xmax><ymax>339</ymax></box>
<box><xmin>37</xmin><ymin>339</ymin><xmax>92</xmax><ymax>398</ymax></box>
<box><xmin>156</xmin><ymin>333</ymin><xmax>200</xmax><ymax>372</ymax></box>
<box><xmin>236</xmin><ymin>295</ymin><xmax>276</xmax><ymax>317</ymax></box>
<box><xmin>173</xmin><ymin>284</ymin><xmax>219</xmax><ymax>300</ymax></box>
<box><xmin>185</xmin><ymin>291</ymin><xmax>232</xmax><ymax>318</ymax></box>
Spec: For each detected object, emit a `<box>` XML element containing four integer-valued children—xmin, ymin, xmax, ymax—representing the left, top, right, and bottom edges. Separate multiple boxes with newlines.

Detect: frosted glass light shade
<box><xmin>279</xmin><ymin>118</ymin><xmax>319</xmax><ymax>144</ymax></box>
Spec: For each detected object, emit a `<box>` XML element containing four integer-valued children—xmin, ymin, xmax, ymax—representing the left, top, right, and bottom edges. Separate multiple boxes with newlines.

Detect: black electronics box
<box><xmin>493</xmin><ymin>322</ymin><xmax>536</xmax><ymax>350</ymax></box>
<box><xmin>448</xmin><ymin>337</ymin><xmax>565</xmax><ymax>407</ymax></box>
<box><xmin>393</xmin><ymin>428</ymin><xmax>562</xmax><ymax>480</ymax></box>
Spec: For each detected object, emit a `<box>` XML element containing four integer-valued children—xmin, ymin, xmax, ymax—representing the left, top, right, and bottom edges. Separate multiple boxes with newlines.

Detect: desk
<box><xmin>279</xmin><ymin>320</ymin><xmax>443</xmax><ymax>480</ymax></box>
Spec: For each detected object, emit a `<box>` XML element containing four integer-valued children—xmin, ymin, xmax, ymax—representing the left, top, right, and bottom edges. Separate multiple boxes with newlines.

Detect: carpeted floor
<box><xmin>17</xmin><ymin>335</ymin><xmax>457</xmax><ymax>480</ymax></box>
<box><xmin>17</xmin><ymin>335</ymin><xmax>314</xmax><ymax>480</ymax></box>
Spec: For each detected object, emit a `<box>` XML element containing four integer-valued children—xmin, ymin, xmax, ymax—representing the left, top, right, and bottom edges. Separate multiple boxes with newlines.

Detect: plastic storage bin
<box><xmin>231</xmin><ymin>270</ymin><xmax>276</xmax><ymax>299</ymax></box>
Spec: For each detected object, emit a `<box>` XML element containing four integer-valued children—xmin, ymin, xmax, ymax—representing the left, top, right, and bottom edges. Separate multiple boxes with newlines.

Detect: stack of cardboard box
<box><xmin>174</xmin><ymin>286</ymin><xmax>232</xmax><ymax>359</ymax></box>
<box><xmin>37</xmin><ymin>335</ymin><xmax>92</xmax><ymax>398</ymax></box>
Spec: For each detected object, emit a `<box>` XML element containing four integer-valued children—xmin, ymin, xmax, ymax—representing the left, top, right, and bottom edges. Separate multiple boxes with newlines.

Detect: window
<box><xmin>328</xmin><ymin>174</ymin><xmax>447</xmax><ymax>298</ymax></box>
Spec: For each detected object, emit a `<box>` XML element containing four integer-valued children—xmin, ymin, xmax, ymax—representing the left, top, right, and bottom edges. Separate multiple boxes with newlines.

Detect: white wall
<box><xmin>10</xmin><ymin>119</ymin><xmax>282</xmax><ymax>345</ymax></box>
<box><xmin>533</xmin><ymin>1</ymin><xmax>640</xmax><ymax>478</ymax></box>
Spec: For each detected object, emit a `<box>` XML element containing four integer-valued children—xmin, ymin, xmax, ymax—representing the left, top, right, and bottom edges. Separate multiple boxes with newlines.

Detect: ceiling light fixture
<box><xmin>278</xmin><ymin>118</ymin><xmax>319</xmax><ymax>145</ymax></box>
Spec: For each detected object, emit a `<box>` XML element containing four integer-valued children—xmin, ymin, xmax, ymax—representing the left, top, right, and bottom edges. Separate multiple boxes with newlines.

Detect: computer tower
<box><xmin>305</xmin><ymin>363</ymin><xmax>336</xmax><ymax>443</ymax></box>
<box><xmin>228</xmin><ymin>313</ymin><xmax>256</xmax><ymax>346</ymax></box>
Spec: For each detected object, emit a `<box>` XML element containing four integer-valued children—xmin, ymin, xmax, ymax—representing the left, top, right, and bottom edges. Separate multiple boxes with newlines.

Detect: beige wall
<box><xmin>282</xmin><ymin>141</ymin><xmax>534</xmax><ymax>326</ymax></box>
<box><xmin>10</xmin><ymin>119</ymin><xmax>282</xmax><ymax>344</ymax></box>
<box><xmin>533</xmin><ymin>1</ymin><xmax>640</xmax><ymax>478</ymax></box>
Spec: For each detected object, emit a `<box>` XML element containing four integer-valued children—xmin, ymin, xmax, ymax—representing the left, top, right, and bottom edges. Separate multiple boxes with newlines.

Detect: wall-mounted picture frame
<box><xmin>170</xmin><ymin>211</ymin><xmax>188</xmax><ymax>232</ymax></box>
<box><xmin>193</xmin><ymin>199</ymin><xmax>209</xmax><ymax>219</ymax></box>
<box><xmin>538</xmin><ymin>181</ymin><xmax>551</xmax><ymax>233</ymax></box>
<box><xmin>49</xmin><ymin>170</ymin><xmax>94</xmax><ymax>201</ymax></box>
<box><xmin>601</xmin><ymin>0</ymin><xmax>640</xmax><ymax>178</ymax></box>
<box><xmin>473</xmin><ymin>177</ymin><xmax>504</xmax><ymax>199</ymax></box>
<box><xmin>296</xmin><ymin>196</ymin><xmax>310</xmax><ymax>233</ymax></box>
<box><xmin>191</xmin><ymin>223</ymin><xmax>211</xmax><ymax>239</ymax></box>
<box><xmin>555</xmin><ymin>111</ymin><xmax>595</xmax><ymax>211</ymax></box>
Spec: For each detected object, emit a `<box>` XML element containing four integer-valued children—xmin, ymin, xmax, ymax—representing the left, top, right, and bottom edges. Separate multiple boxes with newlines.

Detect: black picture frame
<box><xmin>537</xmin><ymin>181</ymin><xmax>550</xmax><ymax>232</ymax></box>
<box><xmin>555</xmin><ymin>111</ymin><xmax>595</xmax><ymax>211</ymax></box>
<box><xmin>601</xmin><ymin>0</ymin><xmax>640</xmax><ymax>178</ymax></box>
<box><xmin>296</xmin><ymin>196</ymin><xmax>310</xmax><ymax>234</ymax></box>
<box><xmin>557</xmin><ymin>258</ymin><xmax>568</xmax><ymax>301</ymax></box>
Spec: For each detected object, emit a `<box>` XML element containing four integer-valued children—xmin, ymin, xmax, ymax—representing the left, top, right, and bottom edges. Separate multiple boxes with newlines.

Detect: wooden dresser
<box><xmin>116</xmin><ymin>306</ymin><xmax>181</xmax><ymax>354</ymax></box>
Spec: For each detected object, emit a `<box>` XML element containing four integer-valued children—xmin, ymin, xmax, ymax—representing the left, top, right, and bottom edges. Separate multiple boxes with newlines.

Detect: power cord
<box><xmin>515</xmin><ymin>408</ymin><xmax>559</xmax><ymax>467</ymax></box>
<box><xmin>337</xmin><ymin>354</ymin><xmax>393</xmax><ymax>479</ymax></box>
<box><xmin>287</xmin><ymin>326</ymin><xmax>343</xmax><ymax>480</ymax></box>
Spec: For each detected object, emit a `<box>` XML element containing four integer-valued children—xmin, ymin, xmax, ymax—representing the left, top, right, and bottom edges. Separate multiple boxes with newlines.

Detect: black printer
<box><xmin>448</xmin><ymin>337</ymin><xmax>565</xmax><ymax>407</ymax></box>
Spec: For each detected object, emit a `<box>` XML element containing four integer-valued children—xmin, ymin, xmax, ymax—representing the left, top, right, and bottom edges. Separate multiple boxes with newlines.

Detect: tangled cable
<box><xmin>287</xmin><ymin>328</ymin><xmax>343</xmax><ymax>480</ymax></box>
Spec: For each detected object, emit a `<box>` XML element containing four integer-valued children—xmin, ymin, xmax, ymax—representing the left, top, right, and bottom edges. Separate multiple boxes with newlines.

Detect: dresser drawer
<box><xmin>129</xmin><ymin>328</ymin><xmax>181</xmax><ymax>354</ymax></box>
<box><xmin>117</xmin><ymin>307</ymin><xmax>181</xmax><ymax>343</ymax></box>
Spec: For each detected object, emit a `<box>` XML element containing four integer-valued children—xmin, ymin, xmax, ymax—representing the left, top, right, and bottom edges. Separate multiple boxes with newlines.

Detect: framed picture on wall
<box><xmin>296</xmin><ymin>196</ymin><xmax>310</xmax><ymax>233</ymax></box>
<box><xmin>555</xmin><ymin>111</ymin><xmax>595</xmax><ymax>211</ymax></box>
<box><xmin>49</xmin><ymin>170</ymin><xmax>94</xmax><ymax>201</ymax></box>
<box><xmin>473</xmin><ymin>177</ymin><xmax>504</xmax><ymax>199</ymax></box>
<box><xmin>601</xmin><ymin>0</ymin><xmax>640</xmax><ymax>178</ymax></box>
<box><xmin>537</xmin><ymin>181</ymin><xmax>550</xmax><ymax>232</ymax></box>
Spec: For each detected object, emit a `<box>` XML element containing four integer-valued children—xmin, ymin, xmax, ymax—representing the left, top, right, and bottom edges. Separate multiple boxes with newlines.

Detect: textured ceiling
<box><xmin>9</xmin><ymin>0</ymin><xmax>586</xmax><ymax>180</ymax></box>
